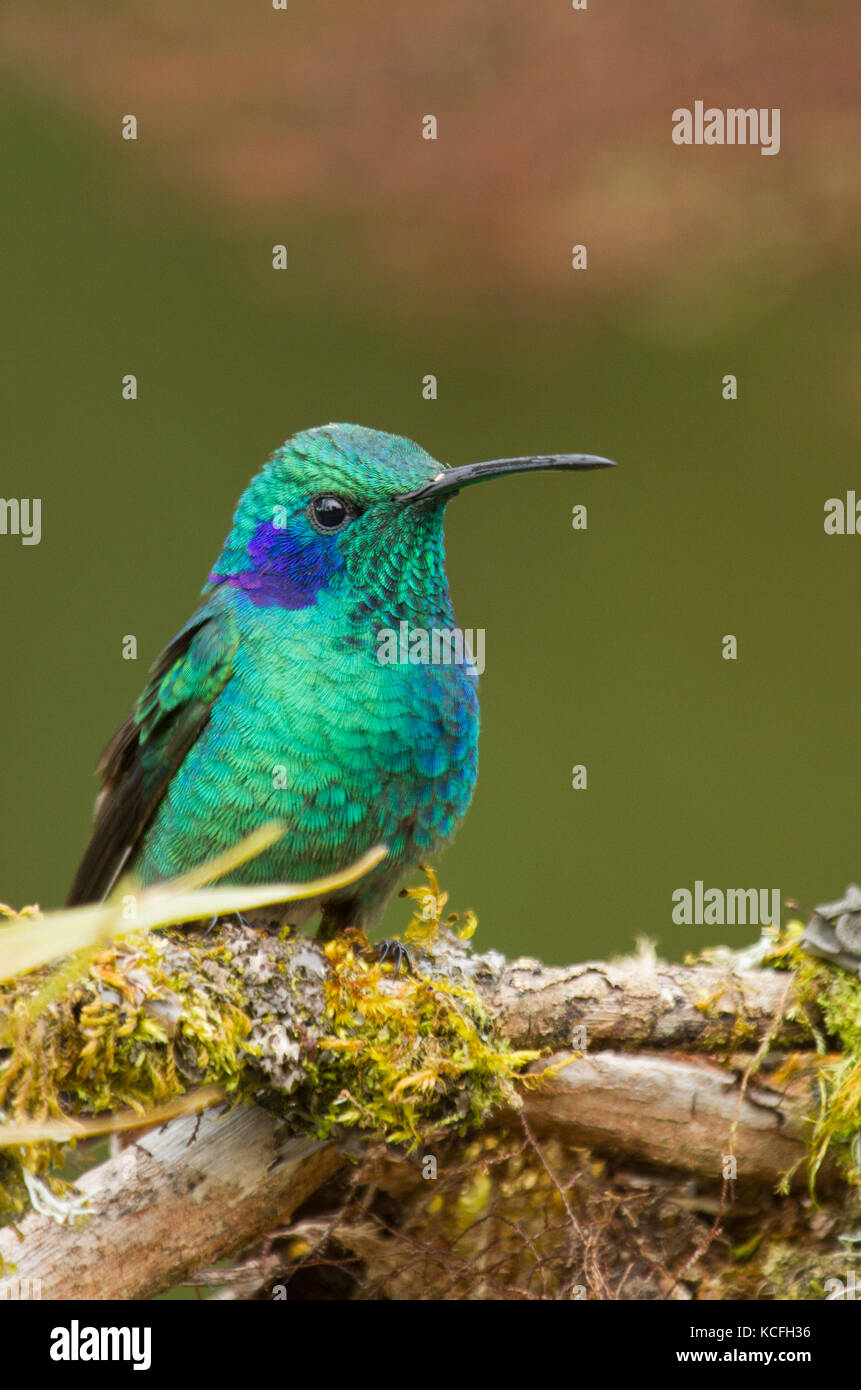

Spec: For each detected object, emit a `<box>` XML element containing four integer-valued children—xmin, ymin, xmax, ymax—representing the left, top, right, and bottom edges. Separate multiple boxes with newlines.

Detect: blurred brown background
<box><xmin>1</xmin><ymin>0</ymin><xmax>859</xmax><ymax>963</ymax></box>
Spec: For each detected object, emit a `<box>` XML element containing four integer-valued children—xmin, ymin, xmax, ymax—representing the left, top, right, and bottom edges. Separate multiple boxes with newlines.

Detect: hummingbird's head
<box><xmin>209</xmin><ymin>423</ymin><xmax>613</xmax><ymax>622</ymax></box>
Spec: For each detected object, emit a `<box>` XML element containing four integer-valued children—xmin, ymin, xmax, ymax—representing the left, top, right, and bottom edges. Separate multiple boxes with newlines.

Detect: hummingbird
<box><xmin>67</xmin><ymin>424</ymin><xmax>613</xmax><ymax>949</ymax></box>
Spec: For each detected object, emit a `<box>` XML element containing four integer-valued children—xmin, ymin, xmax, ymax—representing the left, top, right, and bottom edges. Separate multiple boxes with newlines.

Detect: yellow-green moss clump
<box><xmin>252</xmin><ymin>869</ymin><xmax>538</xmax><ymax>1149</ymax></box>
<box><xmin>301</xmin><ymin>945</ymin><xmax>532</xmax><ymax>1148</ymax></box>
<box><xmin>758</xmin><ymin>919</ymin><xmax>861</xmax><ymax>1188</ymax></box>
<box><xmin>0</xmin><ymin>941</ymin><xmax>251</xmax><ymax>1121</ymax></box>
<box><xmin>0</xmin><ymin>920</ymin><xmax>258</xmax><ymax>1217</ymax></box>
<box><xmin>680</xmin><ymin>917</ymin><xmax>861</xmax><ymax>1192</ymax></box>
<box><xmin>0</xmin><ymin>869</ymin><xmax>537</xmax><ymax>1217</ymax></box>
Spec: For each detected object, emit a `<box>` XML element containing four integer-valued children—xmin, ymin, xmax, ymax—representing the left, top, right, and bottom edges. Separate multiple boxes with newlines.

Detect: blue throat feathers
<box><xmin>209</xmin><ymin>518</ymin><xmax>344</xmax><ymax>610</ymax></box>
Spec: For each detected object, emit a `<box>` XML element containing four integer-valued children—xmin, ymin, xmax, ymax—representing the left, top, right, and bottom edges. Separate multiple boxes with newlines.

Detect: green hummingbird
<box><xmin>67</xmin><ymin>424</ymin><xmax>613</xmax><ymax>948</ymax></box>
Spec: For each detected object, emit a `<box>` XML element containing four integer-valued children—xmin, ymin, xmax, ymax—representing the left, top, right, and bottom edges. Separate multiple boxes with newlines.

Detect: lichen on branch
<box><xmin>0</xmin><ymin>864</ymin><xmax>537</xmax><ymax>1221</ymax></box>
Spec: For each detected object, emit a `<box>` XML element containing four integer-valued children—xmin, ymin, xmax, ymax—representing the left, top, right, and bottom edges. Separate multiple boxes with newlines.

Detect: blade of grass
<box><xmin>0</xmin><ymin>835</ymin><xmax>388</xmax><ymax>982</ymax></box>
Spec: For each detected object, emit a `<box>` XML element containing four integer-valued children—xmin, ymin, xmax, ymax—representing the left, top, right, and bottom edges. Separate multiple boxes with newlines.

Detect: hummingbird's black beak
<box><xmin>397</xmin><ymin>452</ymin><xmax>616</xmax><ymax>506</ymax></box>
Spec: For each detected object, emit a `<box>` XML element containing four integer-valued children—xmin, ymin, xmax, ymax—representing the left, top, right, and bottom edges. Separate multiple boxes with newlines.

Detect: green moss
<box><xmin>691</xmin><ymin>980</ymin><xmax>757</xmax><ymax>1050</ymax></box>
<box><xmin>0</xmin><ymin>1150</ymin><xmax>32</xmax><ymax>1220</ymax></box>
<box><xmin>790</xmin><ymin>955</ymin><xmax>861</xmax><ymax>1185</ymax></box>
<box><xmin>0</xmin><ymin>868</ymin><xmax>538</xmax><ymax>1215</ymax></box>
<box><xmin>765</xmin><ymin>921</ymin><xmax>861</xmax><ymax>1187</ymax></box>
<box><xmin>292</xmin><ymin>929</ymin><xmax>534</xmax><ymax>1149</ymax></box>
<box><xmin>273</xmin><ymin>870</ymin><xmax>536</xmax><ymax>1148</ymax></box>
<box><xmin>1</xmin><ymin>935</ymin><xmax>254</xmax><ymax>1117</ymax></box>
<box><xmin>0</xmin><ymin>929</ymin><xmax>260</xmax><ymax>1209</ymax></box>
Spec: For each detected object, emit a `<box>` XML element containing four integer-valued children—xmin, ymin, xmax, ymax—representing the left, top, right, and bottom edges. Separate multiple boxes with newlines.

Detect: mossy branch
<box><xmin>1</xmin><ymin>860</ymin><xmax>860</xmax><ymax>1299</ymax></box>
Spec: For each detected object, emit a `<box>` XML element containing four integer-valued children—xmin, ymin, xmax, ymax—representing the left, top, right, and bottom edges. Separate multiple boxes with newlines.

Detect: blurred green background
<box><xmin>2</xmin><ymin>1</ymin><xmax>860</xmax><ymax>963</ymax></box>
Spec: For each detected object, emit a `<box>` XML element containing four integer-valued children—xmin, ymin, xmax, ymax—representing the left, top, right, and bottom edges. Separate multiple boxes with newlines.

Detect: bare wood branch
<box><xmin>480</xmin><ymin>952</ymin><xmax>811</xmax><ymax>1053</ymax></box>
<box><xmin>0</xmin><ymin>1107</ymin><xmax>343</xmax><ymax>1300</ymax></box>
<box><xmin>518</xmin><ymin>1051</ymin><xmax>824</xmax><ymax>1187</ymax></box>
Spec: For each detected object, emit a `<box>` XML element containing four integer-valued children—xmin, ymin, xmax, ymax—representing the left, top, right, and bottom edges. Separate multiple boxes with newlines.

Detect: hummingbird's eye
<box><xmin>308</xmin><ymin>494</ymin><xmax>354</xmax><ymax>532</ymax></box>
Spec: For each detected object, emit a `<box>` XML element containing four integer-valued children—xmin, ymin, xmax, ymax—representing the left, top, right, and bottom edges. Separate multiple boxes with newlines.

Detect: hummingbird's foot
<box><xmin>203</xmin><ymin>910</ymin><xmax>252</xmax><ymax>936</ymax></box>
<box><xmin>369</xmin><ymin>938</ymin><xmax>415</xmax><ymax>981</ymax></box>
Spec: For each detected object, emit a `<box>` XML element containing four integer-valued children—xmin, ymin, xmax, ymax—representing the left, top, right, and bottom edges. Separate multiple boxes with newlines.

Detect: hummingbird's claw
<box><xmin>369</xmin><ymin>938</ymin><xmax>415</xmax><ymax>980</ymax></box>
<box><xmin>203</xmin><ymin>910</ymin><xmax>252</xmax><ymax>937</ymax></box>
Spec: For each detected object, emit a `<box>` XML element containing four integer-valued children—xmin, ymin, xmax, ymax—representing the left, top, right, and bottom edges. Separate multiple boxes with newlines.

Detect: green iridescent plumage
<box><xmin>68</xmin><ymin>424</ymin><xmax>612</xmax><ymax>933</ymax></box>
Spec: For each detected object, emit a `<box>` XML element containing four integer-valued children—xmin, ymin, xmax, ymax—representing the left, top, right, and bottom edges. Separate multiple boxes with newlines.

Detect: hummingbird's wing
<box><xmin>66</xmin><ymin>598</ymin><xmax>239</xmax><ymax>906</ymax></box>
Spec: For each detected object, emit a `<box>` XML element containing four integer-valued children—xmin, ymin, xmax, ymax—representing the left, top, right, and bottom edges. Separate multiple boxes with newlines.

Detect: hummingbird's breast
<box><xmin>136</xmin><ymin>592</ymin><xmax>479</xmax><ymax>903</ymax></box>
